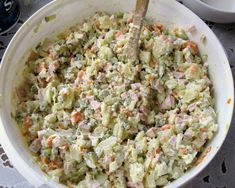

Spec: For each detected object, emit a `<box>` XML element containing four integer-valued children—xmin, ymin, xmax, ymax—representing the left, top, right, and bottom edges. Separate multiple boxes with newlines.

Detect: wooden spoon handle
<box><xmin>127</xmin><ymin>0</ymin><xmax>149</xmax><ymax>62</ymax></box>
<box><xmin>135</xmin><ymin>0</ymin><xmax>149</xmax><ymax>25</ymax></box>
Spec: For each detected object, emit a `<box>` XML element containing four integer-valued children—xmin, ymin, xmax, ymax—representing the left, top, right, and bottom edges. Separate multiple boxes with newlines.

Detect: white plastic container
<box><xmin>0</xmin><ymin>0</ymin><xmax>234</xmax><ymax>187</ymax></box>
<box><xmin>181</xmin><ymin>0</ymin><xmax>235</xmax><ymax>23</ymax></box>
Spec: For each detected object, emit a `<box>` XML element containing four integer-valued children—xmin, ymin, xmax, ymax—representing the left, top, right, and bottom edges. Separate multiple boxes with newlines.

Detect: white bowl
<box><xmin>181</xmin><ymin>0</ymin><xmax>235</xmax><ymax>23</ymax></box>
<box><xmin>0</xmin><ymin>0</ymin><xmax>234</xmax><ymax>187</ymax></box>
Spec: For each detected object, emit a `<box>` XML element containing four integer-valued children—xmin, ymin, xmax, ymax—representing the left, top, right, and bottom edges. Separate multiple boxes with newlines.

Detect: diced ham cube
<box><xmin>29</xmin><ymin>138</ymin><xmax>41</xmax><ymax>153</ymax></box>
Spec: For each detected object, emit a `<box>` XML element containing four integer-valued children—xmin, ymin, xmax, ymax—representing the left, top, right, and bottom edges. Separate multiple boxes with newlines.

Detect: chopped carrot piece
<box><xmin>160</xmin><ymin>124</ymin><xmax>171</xmax><ymax>131</ymax></box>
<box><xmin>152</xmin><ymin>23</ymin><xmax>163</xmax><ymax>35</ymax></box>
<box><xmin>127</xmin><ymin>18</ymin><xmax>133</xmax><ymax>24</ymax></box>
<box><xmin>200</xmin><ymin>127</ymin><xmax>208</xmax><ymax>132</ymax></box>
<box><xmin>156</xmin><ymin>147</ymin><xmax>161</xmax><ymax>153</ymax></box>
<box><xmin>70</xmin><ymin>111</ymin><xmax>83</xmax><ymax>124</ymax></box>
<box><xmin>171</xmin><ymin>91</ymin><xmax>178</xmax><ymax>99</ymax></box>
<box><xmin>47</xmin><ymin>135</ymin><xmax>57</xmax><ymax>147</ymax></box>
<box><xmin>48</xmin><ymin>162</ymin><xmax>57</xmax><ymax>170</ymax></box>
<box><xmin>153</xmin><ymin>28</ymin><xmax>161</xmax><ymax>35</ymax></box>
<box><xmin>41</xmin><ymin>156</ymin><xmax>50</xmax><ymax>164</ymax></box>
<box><xmin>145</xmin><ymin>42</ymin><xmax>154</xmax><ymax>50</ymax></box>
<box><xmin>179</xmin><ymin>148</ymin><xmax>188</xmax><ymax>155</ymax></box>
<box><xmin>77</xmin><ymin>70</ymin><xmax>85</xmax><ymax>79</ymax></box>
<box><xmin>86</xmin><ymin>80</ymin><xmax>94</xmax><ymax>85</ymax></box>
<box><xmin>115</xmin><ymin>31</ymin><xmax>123</xmax><ymax>38</ymax></box>
<box><xmin>122</xmin><ymin>109</ymin><xmax>132</xmax><ymax>117</ymax></box>
<box><xmin>190</xmin><ymin>64</ymin><xmax>198</xmax><ymax>74</ymax></box>
<box><xmin>22</xmin><ymin>116</ymin><xmax>33</xmax><ymax>134</ymax></box>
<box><xmin>227</xmin><ymin>98</ymin><xmax>232</xmax><ymax>104</ymax></box>
<box><xmin>146</xmin><ymin>74</ymin><xmax>154</xmax><ymax>81</ymax></box>
<box><xmin>154</xmin><ymin>22</ymin><xmax>163</xmax><ymax>30</ymax></box>
<box><xmin>183</xmin><ymin>41</ymin><xmax>199</xmax><ymax>54</ymax></box>
<box><xmin>48</xmin><ymin>157</ymin><xmax>63</xmax><ymax>170</ymax></box>
<box><xmin>58</xmin><ymin>124</ymin><xmax>65</xmax><ymax>129</ymax></box>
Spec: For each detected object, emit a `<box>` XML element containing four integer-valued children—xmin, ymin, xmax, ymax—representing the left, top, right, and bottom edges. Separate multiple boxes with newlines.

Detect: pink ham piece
<box><xmin>146</xmin><ymin>127</ymin><xmax>157</xmax><ymax>138</ymax></box>
<box><xmin>173</xmin><ymin>71</ymin><xmax>184</xmax><ymax>79</ymax></box>
<box><xmin>48</xmin><ymin>61</ymin><xmax>60</xmax><ymax>74</ymax></box>
<box><xmin>152</xmin><ymin>154</ymin><xmax>160</xmax><ymax>164</ymax></box>
<box><xmin>160</xmin><ymin>95</ymin><xmax>175</xmax><ymax>110</ymax></box>
<box><xmin>78</xmin><ymin>121</ymin><xmax>91</xmax><ymax>131</ymax></box>
<box><xmin>37</xmin><ymin>129</ymin><xmax>47</xmax><ymax>138</ymax></box>
<box><xmin>169</xmin><ymin>135</ymin><xmax>177</xmax><ymax>147</ymax></box>
<box><xmin>175</xmin><ymin>114</ymin><xmax>192</xmax><ymax>124</ymax></box>
<box><xmin>104</xmin><ymin>62</ymin><xmax>112</xmax><ymax>72</ymax></box>
<box><xmin>129</xmin><ymin>127</ymin><xmax>139</xmax><ymax>135</ymax></box>
<box><xmin>131</xmin><ymin>83</ymin><xmax>141</xmax><ymax>90</ymax></box>
<box><xmin>90</xmin><ymin>181</ymin><xmax>100</xmax><ymax>188</ymax></box>
<box><xmin>29</xmin><ymin>138</ymin><xmax>41</xmax><ymax>153</ymax></box>
<box><xmin>121</xmin><ymin>92</ymin><xmax>129</xmax><ymax>99</ymax></box>
<box><xmin>130</xmin><ymin>92</ymin><xmax>140</xmax><ymax>101</ymax></box>
<box><xmin>90</xmin><ymin>100</ymin><xmax>101</xmax><ymax>110</ymax></box>
<box><xmin>152</xmin><ymin>80</ymin><xmax>164</xmax><ymax>93</ymax></box>
<box><xmin>184</xmin><ymin>129</ymin><xmax>194</xmax><ymax>139</ymax></box>
<box><xmin>187</xmin><ymin>103</ymin><xmax>197</xmax><ymax>112</ymax></box>
<box><xmin>139</xmin><ymin>105</ymin><xmax>149</xmax><ymax>114</ymax></box>
<box><xmin>52</xmin><ymin>136</ymin><xmax>66</xmax><ymax>148</ymax></box>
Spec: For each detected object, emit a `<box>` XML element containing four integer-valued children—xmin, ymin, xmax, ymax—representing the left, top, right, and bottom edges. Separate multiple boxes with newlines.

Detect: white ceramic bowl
<box><xmin>0</xmin><ymin>0</ymin><xmax>234</xmax><ymax>187</ymax></box>
<box><xmin>181</xmin><ymin>0</ymin><xmax>235</xmax><ymax>23</ymax></box>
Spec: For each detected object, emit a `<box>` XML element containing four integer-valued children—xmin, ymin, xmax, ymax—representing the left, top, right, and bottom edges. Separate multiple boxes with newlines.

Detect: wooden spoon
<box><xmin>126</xmin><ymin>0</ymin><xmax>149</xmax><ymax>62</ymax></box>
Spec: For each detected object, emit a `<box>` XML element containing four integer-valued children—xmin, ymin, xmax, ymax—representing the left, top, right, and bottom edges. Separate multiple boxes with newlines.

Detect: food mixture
<box><xmin>14</xmin><ymin>12</ymin><xmax>217</xmax><ymax>187</ymax></box>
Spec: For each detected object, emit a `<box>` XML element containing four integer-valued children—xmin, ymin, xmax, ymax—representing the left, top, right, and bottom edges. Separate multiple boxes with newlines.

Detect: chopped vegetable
<box><xmin>45</xmin><ymin>14</ymin><xmax>56</xmax><ymax>22</ymax></box>
<box><xmin>15</xmin><ymin>12</ymin><xmax>217</xmax><ymax>187</ymax></box>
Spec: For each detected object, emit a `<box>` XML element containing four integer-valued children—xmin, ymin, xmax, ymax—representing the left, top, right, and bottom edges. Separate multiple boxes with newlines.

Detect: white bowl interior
<box><xmin>0</xmin><ymin>0</ymin><xmax>233</xmax><ymax>187</ymax></box>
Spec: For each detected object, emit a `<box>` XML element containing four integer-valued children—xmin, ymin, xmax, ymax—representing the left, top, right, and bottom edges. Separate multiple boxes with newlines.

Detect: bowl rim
<box><xmin>196</xmin><ymin>0</ymin><xmax>235</xmax><ymax>14</ymax></box>
<box><xmin>0</xmin><ymin>0</ymin><xmax>234</xmax><ymax>187</ymax></box>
